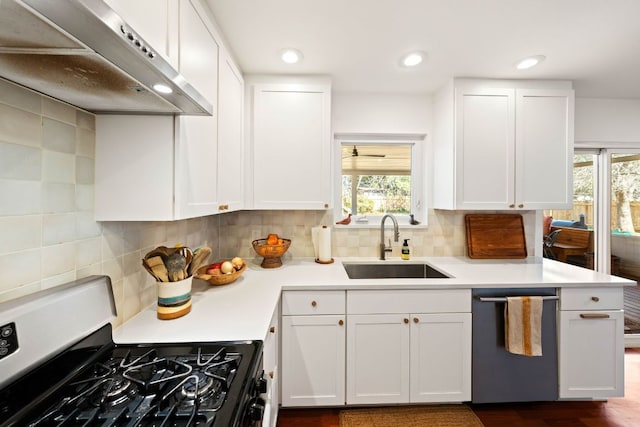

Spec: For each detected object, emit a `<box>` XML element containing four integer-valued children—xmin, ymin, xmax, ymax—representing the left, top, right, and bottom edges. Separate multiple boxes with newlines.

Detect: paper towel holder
<box><xmin>315</xmin><ymin>258</ymin><xmax>335</xmax><ymax>264</ymax></box>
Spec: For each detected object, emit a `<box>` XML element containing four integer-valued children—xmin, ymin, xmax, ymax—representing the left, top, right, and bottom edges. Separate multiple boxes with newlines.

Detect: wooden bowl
<box><xmin>195</xmin><ymin>262</ymin><xmax>247</xmax><ymax>285</ymax></box>
<box><xmin>252</xmin><ymin>238</ymin><xmax>291</xmax><ymax>268</ymax></box>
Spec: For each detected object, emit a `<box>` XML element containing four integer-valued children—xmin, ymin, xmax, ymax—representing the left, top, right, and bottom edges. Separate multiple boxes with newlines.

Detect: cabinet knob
<box><xmin>509</xmin><ymin>204</ymin><xmax>515</xmax><ymax>208</ymax></box>
<box><xmin>338</xmin><ymin>319</ymin><xmax>344</xmax><ymax>326</ymax></box>
<box><xmin>311</xmin><ymin>300</ymin><xmax>317</xmax><ymax>307</ymax></box>
<box><xmin>403</xmin><ymin>318</ymin><xmax>409</xmax><ymax>324</ymax></box>
<box><xmin>268</xmin><ymin>371</ymin><xmax>274</xmax><ymax>379</ymax></box>
<box><xmin>218</xmin><ymin>204</ymin><xmax>225</xmax><ymax>210</ymax></box>
<box><xmin>269</xmin><ymin>326</ymin><xmax>276</xmax><ymax>334</ymax></box>
<box><xmin>518</xmin><ymin>204</ymin><xmax>524</xmax><ymax>208</ymax></box>
<box><xmin>324</xmin><ymin>203</ymin><xmax>329</xmax><ymax>208</ymax></box>
<box><xmin>413</xmin><ymin>317</ymin><xmax>419</xmax><ymax>323</ymax></box>
<box><xmin>591</xmin><ymin>296</ymin><xmax>600</xmax><ymax>302</ymax></box>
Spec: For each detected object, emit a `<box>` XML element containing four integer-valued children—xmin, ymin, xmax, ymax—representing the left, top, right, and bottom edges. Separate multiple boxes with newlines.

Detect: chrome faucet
<box><xmin>379</xmin><ymin>214</ymin><xmax>399</xmax><ymax>260</ymax></box>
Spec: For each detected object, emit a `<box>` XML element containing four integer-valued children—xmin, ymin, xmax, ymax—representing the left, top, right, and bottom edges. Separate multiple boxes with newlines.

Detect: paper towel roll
<box><xmin>317</xmin><ymin>226</ymin><xmax>332</xmax><ymax>262</ymax></box>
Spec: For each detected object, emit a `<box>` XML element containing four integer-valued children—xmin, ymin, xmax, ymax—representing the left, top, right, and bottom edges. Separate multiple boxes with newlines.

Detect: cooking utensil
<box><xmin>189</xmin><ymin>247</ymin><xmax>212</xmax><ymax>276</ymax></box>
<box><xmin>165</xmin><ymin>252</ymin><xmax>187</xmax><ymax>281</ymax></box>
<box><xmin>142</xmin><ymin>256</ymin><xmax>169</xmax><ymax>282</ymax></box>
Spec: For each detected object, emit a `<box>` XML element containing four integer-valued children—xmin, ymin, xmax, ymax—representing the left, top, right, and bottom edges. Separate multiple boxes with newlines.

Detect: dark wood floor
<box><xmin>277</xmin><ymin>348</ymin><xmax>640</xmax><ymax>427</ymax></box>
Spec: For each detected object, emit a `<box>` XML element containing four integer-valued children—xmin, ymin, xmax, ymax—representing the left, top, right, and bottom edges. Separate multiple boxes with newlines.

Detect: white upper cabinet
<box><xmin>95</xmin><ymin>0</ymin><xmax>245</xmax><ymax>220</ymax></box>
<box><xmin>217</xmin><ymin>48</ymin><xmax>244</xmax><ymax>213</ymax></box>
<box><xmin>104</xmin><ymin>0</ymin><xmax>179</xmax><ymax>69</ymax></box>
<box><xmin>433</xmin><ymin>79</ymin><xmax>574</xmax><ymax>210</ymax></box>
<box><xmin>249</xmin><ymin>81</ymin><xmax>332</xmax><ymax>209</ymax></box>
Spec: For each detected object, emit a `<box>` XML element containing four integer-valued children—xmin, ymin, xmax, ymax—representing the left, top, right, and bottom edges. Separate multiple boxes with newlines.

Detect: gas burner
<box><xmin>97</xmin><ymin>376</ymin><xmax>136</xmax><ymax>407</ymax></box>
<box><xmin>180</xmin><ymin>371</ymin><xmax>216</xmax><ymax>401</ymax></box>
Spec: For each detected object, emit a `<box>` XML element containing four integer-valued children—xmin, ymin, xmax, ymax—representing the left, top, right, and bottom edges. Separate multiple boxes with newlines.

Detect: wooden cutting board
<box><xmin>465</xmin><ymin>214</ymin><xmax>527</xmax><ymax>259</ymax></box>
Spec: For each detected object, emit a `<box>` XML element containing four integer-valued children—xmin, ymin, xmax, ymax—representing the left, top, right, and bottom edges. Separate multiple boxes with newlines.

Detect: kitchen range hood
<box><xmin>0</xmin><ymin>0</ymin><xmax>212</xmax><ymax>115</ymax></box>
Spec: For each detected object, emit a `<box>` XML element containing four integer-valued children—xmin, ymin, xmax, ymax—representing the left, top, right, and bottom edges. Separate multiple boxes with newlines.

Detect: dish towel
<box><xmin>504</xmin><ymin>296</ymin><xmax>543</xmax><ymax>357</ymax></box>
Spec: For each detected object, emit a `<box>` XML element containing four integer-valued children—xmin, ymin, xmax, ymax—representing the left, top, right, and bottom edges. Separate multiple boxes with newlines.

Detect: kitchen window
<box><xmin>333</xmin><ymin>133</ymin><xmax>426</xmax><ymax>227</ymax></box>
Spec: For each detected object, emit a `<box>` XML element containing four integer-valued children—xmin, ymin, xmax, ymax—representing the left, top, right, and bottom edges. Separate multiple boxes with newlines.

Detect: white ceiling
<box><xmin>205</xmin><ymin>0</ymin><xmax>640</xmax><ymax>98</ymax></box>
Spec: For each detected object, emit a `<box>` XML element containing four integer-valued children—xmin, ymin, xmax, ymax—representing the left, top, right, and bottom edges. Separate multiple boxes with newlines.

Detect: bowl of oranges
<box><xmin>252</xmin><ymin>234</ymin><xmax>291</xmax><ymax>268</ymax></box>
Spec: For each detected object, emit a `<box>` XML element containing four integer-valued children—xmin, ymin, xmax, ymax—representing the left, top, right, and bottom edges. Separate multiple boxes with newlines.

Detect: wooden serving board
<box><xmin>465</xmin><ymin>214</ymin><xmax>527</xmax><ymax>259</ymax></box>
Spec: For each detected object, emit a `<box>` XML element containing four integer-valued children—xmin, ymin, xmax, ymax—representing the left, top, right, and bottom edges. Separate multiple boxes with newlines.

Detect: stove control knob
<box><xmin>248</xmin><ymin>400</ymin><xmax>265</xmax><ymax>422</ymax></box>
<box><xmin>255</xmin><ymin>376</ymin><xmax>268</xmax><ymax>394</ymax></box>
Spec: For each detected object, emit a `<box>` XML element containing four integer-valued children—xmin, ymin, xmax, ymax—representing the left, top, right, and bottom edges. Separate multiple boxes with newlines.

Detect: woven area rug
<box><xmin>340</xmin><ymin>405</ymin><xmax>484</xmax><ymax>427</ymax></box>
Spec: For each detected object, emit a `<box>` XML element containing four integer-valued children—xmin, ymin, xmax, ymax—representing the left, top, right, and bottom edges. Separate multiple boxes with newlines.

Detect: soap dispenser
<box><xmin>401</xmin><ymin>239</ymin><xmax>411</xmax><ymax>260</ymax></box>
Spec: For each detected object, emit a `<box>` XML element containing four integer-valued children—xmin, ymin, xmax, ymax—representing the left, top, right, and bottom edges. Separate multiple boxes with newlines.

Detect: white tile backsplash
<box><xmin>0</xmin><ymin>103</ymin><xmax>41</xmax><ymax>147</ymax></box>
<box><xmin>42</xmin><ymin>182</ymin><xmax>75</xmax><ymax>213</ymax></box>
<box><xmin>76</xmin><ymin>156</ymin><xmax>94</xmax><ymax>184</ymax></box>
<box><xmin>76</xmin><ymin>128</ymin><xmax>95</xmax><ymax>157</ymax></box>
<box><xmin>76</xmin><ymin>212</ymin><xmax>103</xmax><ymax>239</ymax></box>
<box><xmin>75</xmin><ymin>184</ymin><xmax>94</xmax><ymax>211</ymax></box>
<box><xmin>42</xmin><ymin>213</ymin><xmax>76</xmax><ymax>245</ymax></box>
<box><xmin>0</xmin><ymin>248</ymin><xmax>41</xmax><ymax>292</ymax></box>
<box><xmin>0</xmin><ymin>79</ymin><xmax>41</xmax><ymax>114</ymax></box>
<box><xmin>42</xmin><ymin>118</ymin><xmax>76</xmax><ymax>153</ymax></box>
<box><xmin>41</xmin><ymin>242</ymin><xmax>76</xmax><ymax>277</ymax></box>
<box><xmin>0</xmin><ymin>142</ymin><xmax>41</xmax><ymax>180</ymax></box>
<box><xmin>42</xmin><ymin>150</ymin><xmax>75</xmax><ymax>183</ymax></box>
<box><xmin>0</xmin><ymin>180</ymin><xmax>41</xmax><ymax>215</ymax></box>
<box><xmin>75</xmin><ymin>237</ymin><xmax>102</xmax><ymax>268</ymax></box>
<box><xmin>0</xmin><ymin>215</ymin><xmax>41</xmax><ymax>254</ymax></box>
<box><xmin>42</xmin><ymin>98</ymin><xmax>77</xmax><ymax>125</ymax></box>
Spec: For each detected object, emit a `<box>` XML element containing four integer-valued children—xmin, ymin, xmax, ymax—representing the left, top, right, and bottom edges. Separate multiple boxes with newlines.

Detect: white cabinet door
<box><xmin>281</xmin><ymin>315</ymin><xmax>345</xmax><ymax>406</ymax></box>
<box><xmin>434</xmin><ymin>80</ymin><xmax>574</xmax><ymax>210</ymax></box>
<box><xmin>217</xmin><ymin>49</ymin><xmax>244</xmax><ymax>212</ymax></box>
<box><xmin>346</xmin><ymin>314</ymin><xmax>410</xmax><ymax>404</ymax></box>
<box><xmin>161</xmin><ymin>0</ymin><xmax>220</xmax><ymax>219</ymax></box>
<box><xmin>455</xmin><ymin>88</ymin><xmax>515</xmax><ymax>209</ymax></box>
<box><xmin>410</xmin><ymin>313</ymin><xmax>471</xmax><ymax>403</ymax></box>
<box><xmin>104</xmin><ymin>0</ymin><xmax>179</xmax><ymax>68</ymax></box>
<box><xmin>559</xmin><ymin>310</ymin><xmax>624</xmax><ymax>398</ymax></box>
<box><xmin>252</xmin><ymin>84</ymin><xmax>331</xmax><ymax>209</ymax></box>
<box><xmin>516</xmin><ymin>89</ymin><xmax>574</xmax><ymax>210</ymax></box>
<box><xmin>179</xmin><ymin>0</ymin><xmax>218</xmax><ymax>106</ymax></box>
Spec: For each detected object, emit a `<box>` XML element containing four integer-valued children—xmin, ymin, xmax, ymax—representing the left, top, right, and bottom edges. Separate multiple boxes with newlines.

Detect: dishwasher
<box><xmin>472</xmin><ymin>288</ymin><xmax>558</xmax><ymax>403</ymax></box>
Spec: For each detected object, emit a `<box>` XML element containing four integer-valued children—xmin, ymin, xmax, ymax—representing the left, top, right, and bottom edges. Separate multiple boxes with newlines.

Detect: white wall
<box><xmin>576</xmin><ymin>98</ymin><xmax>640</xmax><ymax>143</ymax></box>
<box><xmin>332</xmin><ymin>92</ymin><xmax>432</xmax><ymax>134</ymax></box>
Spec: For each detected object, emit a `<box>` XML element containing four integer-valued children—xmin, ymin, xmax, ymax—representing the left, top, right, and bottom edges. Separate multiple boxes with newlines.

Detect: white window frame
<box><xmin>333</xmin><ymin>132</ymin><xmax>427</xmax><ymax>228</ymax></box>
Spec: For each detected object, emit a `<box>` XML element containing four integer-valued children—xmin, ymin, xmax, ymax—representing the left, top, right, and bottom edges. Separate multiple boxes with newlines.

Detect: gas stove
<box><xmin>0</xmin><ymin>276</ymin><xmax>266</xmax><ymax>427</ymax></box>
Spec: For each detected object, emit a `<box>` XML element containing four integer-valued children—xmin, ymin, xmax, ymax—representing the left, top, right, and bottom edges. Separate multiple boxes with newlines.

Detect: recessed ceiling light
<box><xmin>515</xmin><ymin>55</ymin><xmax>546</xmax><ymax>70</ymax></box>
<box><xmin>401</xmin><ymin>51</ymin><xmax>425</xmax><ymax>67</ymax></box>
<box><xmin>152</xmin><ymin>83</ymin><xmax>173</xmax><ymax>94</ymax></box>
<box><xmin>280</xmin><ymin>48</ymin><xmax>303</xmax><ymax>64</ymax></box>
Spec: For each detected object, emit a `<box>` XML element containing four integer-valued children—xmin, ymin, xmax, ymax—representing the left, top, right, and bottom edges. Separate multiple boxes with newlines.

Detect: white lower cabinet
<box><xmin>559</xmin><ymin>288</ymin><xmax>625</xmax><ymax>398</ymax></box>
<box><xmin>280</xmin><ymin>291</ymin><xmax>346</xmax><ymax>407</ymax></box>
<box><xmin>346</xmin><ymin>290</ymin><xmax>472</xmax><ymax>405</ymax></box>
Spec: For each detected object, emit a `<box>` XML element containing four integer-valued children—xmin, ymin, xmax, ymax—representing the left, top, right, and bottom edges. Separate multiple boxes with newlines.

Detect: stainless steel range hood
<box><xmin>0</xmin><ymin>0</ymin><xmax>212</xmax><ymax>115</ymax></box>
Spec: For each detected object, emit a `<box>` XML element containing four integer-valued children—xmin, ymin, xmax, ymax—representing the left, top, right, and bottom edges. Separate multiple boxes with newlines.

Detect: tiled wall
<box><xmin>219</xmin><ymin>209</ymin><xmax>537</xmax><ymax>260</ymax></box>
<box><xmin>0</xmin><ymin>79</ymin><xmax>220</xmax><ymax>327</ymax></box>
<box><xmin>0</xmin><ymin>78</ymin><xmax>538</xmax><ymax>328</ymax></box>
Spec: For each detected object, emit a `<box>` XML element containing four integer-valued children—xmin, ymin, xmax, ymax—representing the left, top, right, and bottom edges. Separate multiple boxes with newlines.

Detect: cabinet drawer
<box><xmin>560</xmin><ymin>287</ymin><xmax>623</xmax><ymax>311</ymax></box>
<box><xmin>282</xmin><ymin>291</ymin><xmax>345</xmax><ymax>315</ymax></box>
<box><xmin>347</xmin><ymin>289</ymin><xmax>471</xmax><ymax>314</ymax></box>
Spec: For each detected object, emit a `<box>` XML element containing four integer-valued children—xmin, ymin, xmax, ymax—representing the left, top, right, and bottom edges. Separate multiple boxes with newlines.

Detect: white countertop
<box><xmin>113</xmin><ymin>256</ymin><xmax>635</xmax><ymax>345</ymax></box>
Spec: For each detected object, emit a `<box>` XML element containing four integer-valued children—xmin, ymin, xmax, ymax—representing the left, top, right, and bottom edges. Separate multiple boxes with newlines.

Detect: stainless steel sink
<box><xmin>343</xmin><ymin>262</ymin><xmax>451</xmax><ymax>279</ymax></box>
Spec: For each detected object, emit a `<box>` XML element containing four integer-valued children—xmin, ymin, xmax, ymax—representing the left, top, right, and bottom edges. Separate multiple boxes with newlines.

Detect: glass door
<box><xmin>607</xmin><ymin>150</ymin><xmax>640</xmax><ymax>335</ymax></box>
